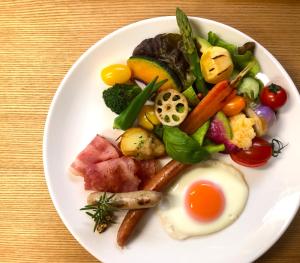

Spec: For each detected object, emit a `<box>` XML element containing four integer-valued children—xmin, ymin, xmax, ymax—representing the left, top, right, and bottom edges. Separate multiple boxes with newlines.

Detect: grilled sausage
<box><xmin>87</xmin><ymin>191</ymin><xmax>162</xmax><ymax>209</ymax></box>
<box><xmin>117</xmin><ymin>160</ymin><xmax>188</xmax><ymax>247</ymax></box>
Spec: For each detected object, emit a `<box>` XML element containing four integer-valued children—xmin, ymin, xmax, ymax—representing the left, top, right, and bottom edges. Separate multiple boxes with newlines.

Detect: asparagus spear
<box><xmin>176</xmin><ymin>8</ymin><xmax>208</xmax><ymax>95</ymax></box>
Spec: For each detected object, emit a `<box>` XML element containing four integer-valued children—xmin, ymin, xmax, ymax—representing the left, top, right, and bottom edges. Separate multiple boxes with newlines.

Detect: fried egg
<box><xmin>158</xmin><ymin>160</ymin><xmax>248</xmax><ymax>239</ymax></box>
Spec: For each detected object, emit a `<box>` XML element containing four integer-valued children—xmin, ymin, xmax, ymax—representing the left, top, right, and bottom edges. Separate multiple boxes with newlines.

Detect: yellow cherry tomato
<box><xmin>138</xmin><ymin>105</ymin><xmax>161</xmax><ymax>130</ymax></box>
<box><xmin>101</xmin><ymin>64</ymin><xmax>131</xmax><ymax>86</ymax></box>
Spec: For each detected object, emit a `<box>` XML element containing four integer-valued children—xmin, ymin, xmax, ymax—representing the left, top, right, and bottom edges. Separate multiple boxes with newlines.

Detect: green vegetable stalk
<box><xmin>176</xmin><ymin>8</ymin><xmax>208</xmax><ymax>95</ymax></box>
<box><xmin>203</xmin><ymin>144</ymin><xmax>225</xmax><ymax>153</ymax></box>
<box><xmin>182</xmin><ymin>86</ymin><xmax>200</xmax><ymax>107</ymax></box>
<box><xmin>113</xmin><ymin>77</ymin><xmax>167</xmax><ymax>130</ymax></box>
<box><xmin>192</xmin><ymin>120</ymin><xmax>210</xmax><ymax>146</ymax></box>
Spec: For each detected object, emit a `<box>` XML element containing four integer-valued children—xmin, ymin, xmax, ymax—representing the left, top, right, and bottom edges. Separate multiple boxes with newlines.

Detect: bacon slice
<box><xmin>70</xmin><ymin>135</ymin><xmax>120</xmax><ymax>177</ymax></box>
<box><xmin>70</xmin><ymin>135</ymin><xmax>160</xmax><ymax>193</ymax></box>
<box><xmin>135</xmin><ymin>159</ymin><xmax>161</xmax><ymax>188</ymax></box>
<box><xmin>84</xmin><ymin>157</ymin><xmax>141</xmax><ymax>192</ymax></box>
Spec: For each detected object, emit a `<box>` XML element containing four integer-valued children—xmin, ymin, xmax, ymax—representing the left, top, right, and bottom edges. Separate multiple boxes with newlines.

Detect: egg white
<box><xmin>158</xmin><ymin>160</ymin><xmax>248</xmax><ymax>239</ymax></box>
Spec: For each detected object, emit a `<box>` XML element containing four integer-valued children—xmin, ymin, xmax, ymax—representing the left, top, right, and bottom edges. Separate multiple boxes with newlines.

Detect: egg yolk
<box><xmin>185</xmin><ymin>180</ymin><xmax>225</xmax><ymax>222</ymax></box>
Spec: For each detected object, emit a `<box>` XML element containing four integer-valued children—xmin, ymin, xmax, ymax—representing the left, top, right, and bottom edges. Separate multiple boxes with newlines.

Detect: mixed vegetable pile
<box><xmin>100</xmin><ymin>8</ymin><xmax>287</xmax><ymax>168</ymax></box>
<box><xmin>76</xmin><ymin>8</ymin><xmax>291</xmax><ymax>247</ymax></box>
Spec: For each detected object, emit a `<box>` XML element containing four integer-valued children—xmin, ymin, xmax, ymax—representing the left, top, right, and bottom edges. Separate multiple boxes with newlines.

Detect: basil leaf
<box><xmin>163</xmin><ymin>126</ymin><xmax>210</xmax><ymax>164</ymax></box>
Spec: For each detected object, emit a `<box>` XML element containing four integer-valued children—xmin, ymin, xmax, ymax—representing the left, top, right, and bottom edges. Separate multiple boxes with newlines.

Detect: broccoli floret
<box><xmin>102</xmin><ymin>83</ymin><xmax>142</xmax><ymax>114</ymax></box>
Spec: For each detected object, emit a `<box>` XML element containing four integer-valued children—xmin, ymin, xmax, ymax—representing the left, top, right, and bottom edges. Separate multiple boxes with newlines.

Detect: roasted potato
<box><xmin>120</xmin><ymin>127</ymin><xmax>165</xmax><ymax>159</ymax></box>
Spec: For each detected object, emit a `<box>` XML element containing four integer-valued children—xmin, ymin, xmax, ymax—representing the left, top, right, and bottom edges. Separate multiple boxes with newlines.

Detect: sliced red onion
<box><xmin>254</xmin><ymin>104</ymin><xmax>276</xmax><ymax>128</ymax></box>
<box><xmin>245</xmin><ymin>104</ymin><xmax>276</xmax><ymax>136</ymax></box>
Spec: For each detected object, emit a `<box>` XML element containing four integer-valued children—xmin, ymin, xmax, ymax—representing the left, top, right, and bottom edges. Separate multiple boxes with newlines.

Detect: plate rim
<box><xmin>43</xmin><ymin>15</ymin><xmax>300</xmax><ymax>262</ymax></box>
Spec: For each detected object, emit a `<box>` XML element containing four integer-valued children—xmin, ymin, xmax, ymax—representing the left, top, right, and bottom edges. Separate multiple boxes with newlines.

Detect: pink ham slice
<box><xmin>84</xmin><ymin>157</ymin><xmax>141</xmax><ymax>192</ymax></box>
<box><xmin>70</xmin><ymin>135</ymin><xmax>120</xmax><ymax>177</ymax></box>
<box><xmin>70</xmin><ymin>135</ymin><xmax>160</xmax><ymax>192</ymax></box>
<box><xmin>135</xmin><ymin>159</ymin><xmax>160</xmax><ymax>188</ymax></box>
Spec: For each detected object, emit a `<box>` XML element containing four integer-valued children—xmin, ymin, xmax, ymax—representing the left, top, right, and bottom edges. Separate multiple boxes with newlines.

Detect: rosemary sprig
<box><xmin>80</xmin><ymin>193</ymin><xmax>116</xmax><ymax>233</ymax></box>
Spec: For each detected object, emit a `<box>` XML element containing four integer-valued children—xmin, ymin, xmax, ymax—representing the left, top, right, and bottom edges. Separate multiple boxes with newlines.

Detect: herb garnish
<box><xmin>80</xmin><ymin>193</ymin><xmax>116</xmax><ymax>233</ymax></box>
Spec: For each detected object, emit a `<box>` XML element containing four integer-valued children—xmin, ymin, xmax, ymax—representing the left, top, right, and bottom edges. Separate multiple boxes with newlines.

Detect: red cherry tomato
<box><xmin>230</xmin><ymin>137</ymin><xmax>272</xmax><ymax>167</ymax></box>
<box><xmin>260</xmin><ymin>83</ymin><xmax>287</xmax><ymax>110</ymax></box>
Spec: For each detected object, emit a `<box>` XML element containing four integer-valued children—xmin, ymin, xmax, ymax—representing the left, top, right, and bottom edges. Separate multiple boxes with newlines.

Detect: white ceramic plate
<box><xmin>43</xmin><ymin>16</ymin><xmax>300</xmax><ymax>263</ymax></box>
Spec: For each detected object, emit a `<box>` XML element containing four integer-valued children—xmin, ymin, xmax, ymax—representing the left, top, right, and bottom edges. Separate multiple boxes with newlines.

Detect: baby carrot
<box><xmin>180</xmin><ymin>80</ymin><xmax>233</xmax><ymax>134</ymax></box>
